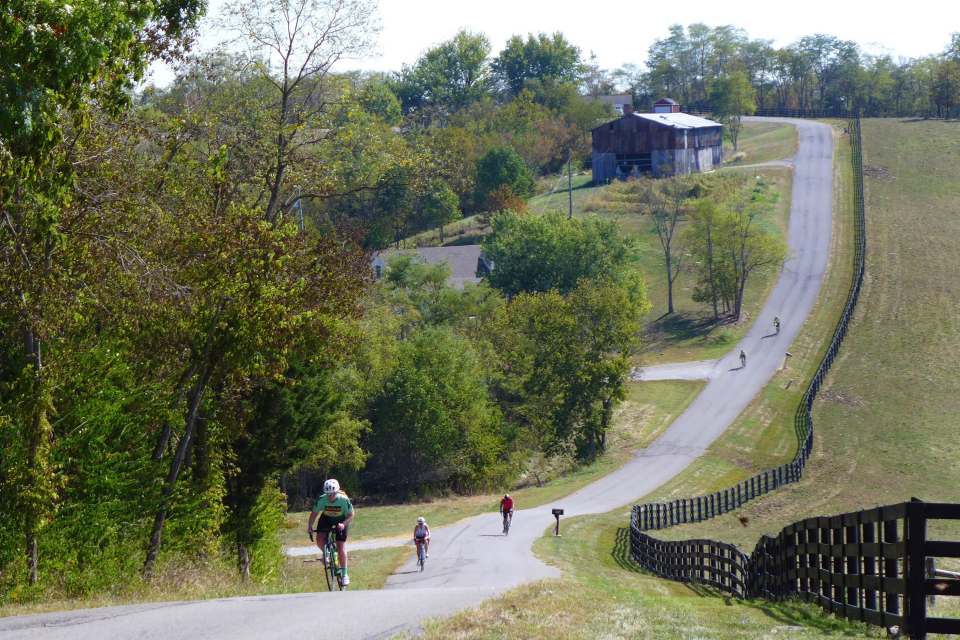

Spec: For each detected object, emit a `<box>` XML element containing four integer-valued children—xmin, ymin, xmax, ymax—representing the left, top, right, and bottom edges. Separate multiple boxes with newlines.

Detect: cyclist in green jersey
<box><xmin>308</xmin><ymin>478</ymin><xmax>355</xmax><ymax>586</ymax></box>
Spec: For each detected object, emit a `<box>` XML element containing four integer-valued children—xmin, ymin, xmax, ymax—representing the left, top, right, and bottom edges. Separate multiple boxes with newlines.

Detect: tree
<box><xmin>358</xmin><ymin>81</ymin><xmax>403</xmax><ymax>126</ymax></box>
<box><xmin>482</xmin><ymin>210</ymin><xmax>646</xmax><ymax>304</ymax></box>
<box><xmin>475</xmin><ymin>146</ymin><xmax>534</xmax><ymax>210</ymax></box>
<box><xmin>637</xmin><ymin>175</ymin><xmax>693</xmax><ymax>314</ymax></box>
<box><xmin>710</xmin><ymin>71</ymin><xmax>756</xmax><ymax>151</ymax></box>
<box><xmin>0</xmin><ymin>0</ymin><xmax>203</xmax><ymax>586</ymax></box>
<box><xmin>492</xmin><ymin>32</ymin><xmax>581</xmax><ymax>97</ymax></box>
<box><xmin>363</xmin><ymin>327</ymin><xmax>502</xmax><ymax>500</ymax></box>
<box><xmin>499</xmin><ymin>279</ymin><xmax>645</xmax><ymax>459</ymax></box>
<box><xmin>219</xmin><ymin>0</ymin><xmax>383</xmax><ymax>223</ymax></box>
<box><xmin>389</xmin><ymin>29</ymin><xmax>492</xmax><ymax>120</ymax></box>
<box><xmin>685</xmin><ymin>179</ymin><xmax>786</xmax><ymax>320</ymax></box>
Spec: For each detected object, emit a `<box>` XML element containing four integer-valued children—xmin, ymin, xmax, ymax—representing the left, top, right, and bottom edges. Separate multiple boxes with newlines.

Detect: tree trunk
<box><xmin>238</xmin><ymin>541</ymin><xmax>250</xmax><ymax>581</ymax></box>
<box><xmin>22</xmin><ymin>330</ymin><xmax>49</xmax><ymax>586</ymax></box>
<box><xmin>665</xmin><ymin>248</ymin><xmax>674</xmax><ymax>314</ymax></box>
<box><xmin>143</xmin><ymin>364</ymin><xmax>213</xmax><ymax>580</ymax></box>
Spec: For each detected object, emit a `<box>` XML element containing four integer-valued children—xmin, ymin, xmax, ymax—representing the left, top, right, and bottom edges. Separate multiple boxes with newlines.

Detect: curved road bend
<box><xmin>0</xmin><ymin>119</ymin><xmax>834</xmax><ymax>640</ymax></box>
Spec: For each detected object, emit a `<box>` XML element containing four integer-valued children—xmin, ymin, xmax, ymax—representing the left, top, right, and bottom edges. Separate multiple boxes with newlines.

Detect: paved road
<box><xmin>0</xmin><ymin>119</ymin><xmax>834</xmax><ymax>640</ymax></box>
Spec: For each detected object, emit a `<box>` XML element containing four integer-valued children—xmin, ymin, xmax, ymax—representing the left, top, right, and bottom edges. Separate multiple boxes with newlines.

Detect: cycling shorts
<box><xmin>316</xmin><ymin>514</ymin><xmax>350</xmax><ymax>542</ymax></box>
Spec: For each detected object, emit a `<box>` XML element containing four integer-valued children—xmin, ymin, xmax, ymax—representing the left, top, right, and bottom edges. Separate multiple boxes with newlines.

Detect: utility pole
<box><xmin>567</xmin><ymin>149</ymin><xmax>573</xmax><ymax>220</ymax></box>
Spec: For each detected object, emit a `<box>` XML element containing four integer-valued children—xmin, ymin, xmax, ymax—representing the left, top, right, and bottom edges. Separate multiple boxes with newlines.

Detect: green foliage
<box><xmin>389</xmin><ymin>29</ymin><xmax>492</xmax><ymax>119</ymax></box>
<box><xmin>684</xmin><ymin>177</ymin><xmax>787</xmax><ymax>319</ymax></box>
<box><xmin>492</xmin><ymin>32</ymin><xmax>582</xmax><ymax>97</ymax></box>
<box><xmin>482</xmin><ymin>210</ymin><xmax>646</xmax><ymax>304</ymax></box>
<box><xmin>364</xmin><ymin>327</ymin><xmax>503</xmax><ymax>499</ymax></box>
<box><xmin>496</xmin><ymin>279</ymin><xmax>646</xmax><ymax>458</ymax></box>
<box><xmin>709</xmin><ymin>71</ymin><xmax>756</xmax><ymax>151</ymax></box>
<box><xmin>357</xmin><ymin>82</ymin><xmax>403</xmax><ymax>126</ymax></box>
<box><xmin>475</xmin><ymin>145</ymin><xmax>534</xmax><ymax>209</ymax></box>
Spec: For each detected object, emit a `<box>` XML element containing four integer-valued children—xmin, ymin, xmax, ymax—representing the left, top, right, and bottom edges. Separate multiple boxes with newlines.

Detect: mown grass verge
<box><xmin>0</xmin><ymin>545</ymin><xmax>409</xmax><ymax>618</ymax></box>
<box><xmin>724</xmin><ymin>119</ymin><xmax>800</xmax><ymax>166</ymax></box>
<box><xmin>408</xmin><ymin>510</ymin><xmax>876</xmax><ymax>639</ymax></box>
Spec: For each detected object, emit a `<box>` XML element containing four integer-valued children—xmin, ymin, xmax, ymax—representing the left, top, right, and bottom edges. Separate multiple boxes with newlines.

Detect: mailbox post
<box><xmin>552</xmin><ymin>508</ymin><xmax>564</xmax><ymax>537</ymax></box>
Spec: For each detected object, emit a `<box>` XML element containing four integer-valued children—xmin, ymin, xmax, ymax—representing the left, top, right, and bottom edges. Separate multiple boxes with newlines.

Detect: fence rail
<box><xmin>632</xmin><ymin>499</ymin><xmax>960</xmax><ymax>638</ymax></box>
<box><xmin>624</xmin><ymin>118</ymin><xmax>951</xmax><ymax>632</ymax></box>
<box><xmin>680</xmin><ymin>105</ymin><xmax>857</xmax><ymax>119</ymax></box>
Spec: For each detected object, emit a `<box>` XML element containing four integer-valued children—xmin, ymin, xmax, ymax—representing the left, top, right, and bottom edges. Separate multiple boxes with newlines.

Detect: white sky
<box><xmin>146</xmin><ymin>0</ymin><xmax>955</xmax><ymax>87</ymax></box>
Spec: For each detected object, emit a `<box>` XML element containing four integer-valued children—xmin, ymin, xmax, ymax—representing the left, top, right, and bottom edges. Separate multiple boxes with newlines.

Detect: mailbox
<box><xmin>552</xmin><ymin>508</ymin><xmax>564</xmax><ymax>516</ymax></box>
<box><xmin>552</xmin><ymin>508</ymin><xmax>564</xmax><ymax>537</ymax></box>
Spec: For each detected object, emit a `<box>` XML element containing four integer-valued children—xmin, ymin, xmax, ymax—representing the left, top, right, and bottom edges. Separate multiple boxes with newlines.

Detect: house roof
<box><xmin>654</xmin><ymin>98</ymin><xmax>679</xmax><ymax>105</ymax></box>
<box><xmin>600</xmin><ymin>94</ymin><xmax>633</xmax><ymax>105</ymax></box>
<box><xmin>372</xmin><ymin>245</ymin><xmax>490</xmax><ymax>289</ymax></box>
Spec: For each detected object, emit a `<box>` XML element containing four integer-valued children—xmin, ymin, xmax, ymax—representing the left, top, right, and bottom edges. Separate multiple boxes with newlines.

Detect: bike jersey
<box><xmin>414</xmin><ymin>523</ymin><xmax>429</xmax><ymax>538</ymax></box>
<box><xmin>313</xmin><ymin>491</ymin><xmax>354</xmax><ymax>523</ymax></box>
<box><xmin>500</xmin><ymin>497</ymin><xmax>514</xmax><ymax>511</ymax></box>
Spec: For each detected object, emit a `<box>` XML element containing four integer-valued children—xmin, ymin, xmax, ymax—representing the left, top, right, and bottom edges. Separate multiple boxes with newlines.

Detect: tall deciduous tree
<box><xmin>710</xmin><ymin>71</ymin><xmax>756</xmax><ymax>151</ymax></box>
<box><xmin>492</xmin><ymin>32</ymin><xmax>581</xmax><ymax>97</ymax></box>
<box><xmin>0</xmin><ymin>0</ymin><xmax>203</xmax><ymax>586</ymax></box>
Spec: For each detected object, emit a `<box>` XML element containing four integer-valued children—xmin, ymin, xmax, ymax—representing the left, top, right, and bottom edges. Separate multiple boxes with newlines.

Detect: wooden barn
<box><xmin>591</xmin><ymin>109</ymin><xmax>723</xmax><ymax>181</ymax></box>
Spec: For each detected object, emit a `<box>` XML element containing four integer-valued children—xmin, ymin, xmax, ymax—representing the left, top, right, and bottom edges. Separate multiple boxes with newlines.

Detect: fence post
<box><xmin>904</xmin><ymin>500</ymin><xmax>927</xmax><ymax>639</ymax></box>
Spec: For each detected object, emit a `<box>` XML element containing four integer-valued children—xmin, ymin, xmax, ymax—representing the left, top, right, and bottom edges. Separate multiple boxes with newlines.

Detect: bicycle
<box><xmin>415</xmin><ymin>536</ymin><xmax>427</xmax><ymax>571</ymax></box>
<box><xmin>774</xmin><ymin>317</ymin><xmax>781</xmax><ymax>334</ymax></box>
<box><xmin>502</xmin><ymin>510</ymin><xmax>512</xmax><ymax>536</ymax></box>
<box><xmin>739</xmin><ymin>351</ymin><xmax>747</xmax><ymax>367</ymax></box>
<box><xmin>309</xmin><ymin>527</ymin><xmax>345</xmax><ymax>591</ymax></box>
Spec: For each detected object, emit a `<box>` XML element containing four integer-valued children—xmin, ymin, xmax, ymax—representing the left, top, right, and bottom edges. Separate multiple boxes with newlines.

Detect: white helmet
<box><xmin>417</xmin><ymin>517</ymin><xmax>425</xmax><ymax>524</ymax></box>
<box><xmin>323</xmin><ymin>479</ymin><xmax>340</xmax><ymax>495</ymax></box>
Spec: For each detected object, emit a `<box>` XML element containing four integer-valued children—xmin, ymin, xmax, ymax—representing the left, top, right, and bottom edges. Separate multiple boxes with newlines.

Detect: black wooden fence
<box><xmin>623</xmin><ymin>118</ymin><xmax>960</xmax><ymax>633</ymax></box>
<box><xmin>632</xmin><ymin>499</ymin><xmax>960</xmax><ymax>638</ymax></box>
<box><xmin>681</xmin><ymin>105</ymin><xmax>857</xmax><ymax>119</ymax></box>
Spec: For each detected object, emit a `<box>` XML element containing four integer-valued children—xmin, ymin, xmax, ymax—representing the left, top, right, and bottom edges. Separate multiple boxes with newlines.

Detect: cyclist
<box><xmin>413</xmin><ymin>517</ymin><xmax>430</xmax><ymax>559</ymax></box>
<box><xmin>740</xmin><ymin>350</ymin><xmax>747</xmax><ymax>367</ymax></box>
<box><xmin>500</xmin><ymin>494</ymin><xmax>514</xmax><ymax>531</ymax></box>
<box><xmin>774</xmin><ymin>316</ymin><xmax>781</xmax><ymax>334</ymax></box>
<box><xmin>308</xmin><ymin>478</ymin><xmax>355</xmax><ymax>586</ymax></box>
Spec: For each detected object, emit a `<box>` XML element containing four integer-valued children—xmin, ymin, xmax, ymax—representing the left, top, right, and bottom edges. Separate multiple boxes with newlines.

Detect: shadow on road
<box><xmin>611</xmin><ymin>528</ymin><xmax>643</xmax><ymax>574</ymax></box>
<box><xmin>761</xmin><ymin>332</ymin><xmax>779</xmax><ymax>339</ymax></box>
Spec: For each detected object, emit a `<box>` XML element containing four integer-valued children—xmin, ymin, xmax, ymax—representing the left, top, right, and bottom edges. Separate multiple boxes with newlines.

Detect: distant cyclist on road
<box><xmin>413</xmin><ymin>517</ymin><xmax>430</xmax><ymax>558</ymax></box>
<box><xmin>308</xmin><ymin>479</ymin><xmax>355</xmax><ymax>586</ymax></box>
<box><xmin>774</xmin><ymin>316</ymin><xmax>781</xmax><ymax>334</ymax></box>
<box><xmin>740</xmin><ymin>350</ymin><xmax>747</xmax><ymax>367</ymax></box>
<box><xmin>500</xmin><ymin>494</ymin><xmax>514</xmax><ymax>531</ymax></box>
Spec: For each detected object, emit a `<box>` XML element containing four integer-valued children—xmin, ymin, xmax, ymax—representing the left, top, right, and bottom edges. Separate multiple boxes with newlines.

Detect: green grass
<box><xmin>724</xmin><ymin>119</ymin><xmax>800</xmax><ymax>166</ymax></box>
<box><xmin>0</xmin><ymin>545</ymin><xmax>408</xmax><ymax>619</ymax></box>
<box><xmin>284</xmin><ymin>379</ymin><xmax>705</xmax><ymax>547</ymax></box>
<box><xmin>409</xmin><ymin>510</ymin><xmax>878</xmax><ymax>639</ymax></box>
<box><xmin>584</xmin><ymin>166</ymin><xmax>792</xmax><ymax>365</ymax></box>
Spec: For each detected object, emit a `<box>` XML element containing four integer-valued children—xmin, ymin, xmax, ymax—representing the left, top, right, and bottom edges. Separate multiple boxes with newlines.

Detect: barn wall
<box><xmin>592</xmin><ymin>151</ymin><xmax>617</xmax><ymax>183</ymax></box>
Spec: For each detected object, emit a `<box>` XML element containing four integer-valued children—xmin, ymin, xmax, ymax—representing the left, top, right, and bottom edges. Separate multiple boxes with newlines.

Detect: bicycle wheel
<box><xmin>418</xmin><ymin>544</ymin><xmax>425</xmax><ymax>572</ymax></box>
<box><xmin>323</xmin><ymin>542</ymin><xmax>336</xmax><ymax>591</ymax></box>
<box><xmin>504</xmin><ymin>515</ymin><xmax>510</xmax><ymax>536</ymax></box>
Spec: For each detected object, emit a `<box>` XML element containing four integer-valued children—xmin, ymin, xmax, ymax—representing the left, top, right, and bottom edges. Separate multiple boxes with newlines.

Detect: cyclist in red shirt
<box><xmin>500</xmin><ymin>494</ymin><xmax>514</xmax><ymax>532</ymax></box>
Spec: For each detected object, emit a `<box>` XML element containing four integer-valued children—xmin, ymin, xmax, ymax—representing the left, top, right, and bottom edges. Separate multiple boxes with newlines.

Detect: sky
<box><xmin>146</xmin><ymin>0</ymin><xmax>956</xmax><ymax>87</ymax></box>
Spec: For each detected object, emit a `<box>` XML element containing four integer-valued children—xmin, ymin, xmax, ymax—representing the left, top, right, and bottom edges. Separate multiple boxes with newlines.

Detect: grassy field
<box><xmin>724</xmin><ymin>119</ymin><xmax>800</xmax><ymax>166</ymax></box>
<box><xmin>283</xmin><ymin>380</ymin><xmax>705</xmax><ymax>547</ymax></box>
<box><xmin>410</xmin><ymin>510</ymin><xmax>876</xmax><ymax>639</ymax></box>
